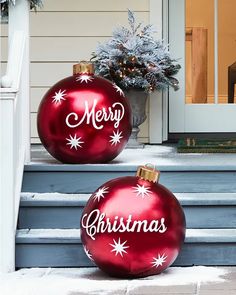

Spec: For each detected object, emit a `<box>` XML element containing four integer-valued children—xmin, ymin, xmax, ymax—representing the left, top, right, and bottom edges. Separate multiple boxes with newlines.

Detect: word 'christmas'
<box><xmin>81</xmin><ymin>209</ymin><xmax>167</xmax><ymax>240</ymax></box>
<box><xmin>65</xmin><ymin>99</ymin><xmax>125</xmax><ymax>130</ymax></box>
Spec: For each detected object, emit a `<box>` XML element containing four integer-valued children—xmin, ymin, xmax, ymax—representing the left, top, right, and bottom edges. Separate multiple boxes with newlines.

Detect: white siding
<box><xmin>1</xmin><ymin>0</ymin><xmax>150</xmax><ymax>143</ymax></box>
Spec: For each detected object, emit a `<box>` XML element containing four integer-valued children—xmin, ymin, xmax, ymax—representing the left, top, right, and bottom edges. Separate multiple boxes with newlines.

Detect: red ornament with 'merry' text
<box><xmin>37</xmin><ymin>62</ymin><xmax>131</xmax><ymax>164</ymax></box>
<box><xmin>81</xmin><ymin>165</ymin><xmax>186</xmax><ymax>278</ymax></box>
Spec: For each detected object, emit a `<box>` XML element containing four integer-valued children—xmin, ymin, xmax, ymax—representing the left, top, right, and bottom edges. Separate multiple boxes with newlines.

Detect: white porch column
<box><xmin>0</xmin><ymin>0</ymin><xmax>30</xmax><ymax>273</ymax></box>
<box><xmin>9</xmin><ymin>0</ymin><xmax>30</xmax><ymax>163</ymax></box>
<box><xmin>0</xmin><ymin>94</ymin><xmax>15</xmax><ymax>273</ymax></box>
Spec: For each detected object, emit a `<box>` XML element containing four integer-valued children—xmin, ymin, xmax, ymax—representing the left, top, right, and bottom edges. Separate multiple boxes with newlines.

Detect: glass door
<box><xmin>169</xmin><ymin>0</ymin><xmax>236</xmax><ymax>133</ymax></box>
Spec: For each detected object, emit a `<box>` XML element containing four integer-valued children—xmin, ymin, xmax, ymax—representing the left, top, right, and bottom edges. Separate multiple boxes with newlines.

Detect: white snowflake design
<box><xmin>151</xmin><ymin>253</ymin><xmax>168</xmax><ymax>268</ymax></box>
<box><xmin>66</xmin><ymin>134</ymin><xmax>84</xmax><ymax>150</ymax></box>
<box><xmin>110</xmin><ymin>238</ymin><xmax>129</xmax><ymax>257</ymax></box>
<box><xmin>52</xmin><ymin>89</ymin><xmax>67</xmax><ymax>104</ymax></box>
<box><xmin>109</xmin><ymin>130</ymin><xmax>123</xmax><ymax>146</ymax></box>
<box><xmin>83</xmin><ymin>246</ymin><xmax>94</xmax><ymax>261</ymax></box>
<box><xmin>133</xmin><ymin>184</ymin><xmax>152</xmax><ymax>198</ymax></box>
<box><xmin>76</xmin><ymin>74</ymin><xmax>94</xmax><ymax>83</ymax></box>
<box><xmin>93</xmin><ymin>186</ymin><xmax>109</xmax><ymax>202</ymax></box>
<box><xmin>113</xmin><ymin>83</ymin><xmax>125</xmax><ymax>97</ymax></box>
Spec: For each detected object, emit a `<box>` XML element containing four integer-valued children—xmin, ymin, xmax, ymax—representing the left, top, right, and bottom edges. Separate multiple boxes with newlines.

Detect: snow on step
<box><xmin>20</xmin><ymin>193</ymin><xmax>89</xmax><ymax>202</ymax></box>
<box><xmin>16</xmin><ymin>229</ymin><xmax>81</xmax><ymax>243</ymax></box>
<box><xmin>186</xmin><ymin>229</ymin><xmax>236</xmax><ymax>242</ymax></box>
<box><xmin>30</xmin><ymin>144</ymin><xmax>236</xmax><ymax>171</ymax></box>
<box><xmin>174</xmin><ymin>192</ymin><xmax>236</xmax><ymax>205</ymax></box>
<box><xmin>0</xmin><ymin>266</ymin><xmax>229</xmax><ymax>295</ymax></box>
<box><xmin>16</xmin><ymin>228</ymin><xmax>236</xmax><ymax>243</ymax></box>
<box><xmin>20</xmin><ymin>192</ymin><xmax>236</xmax><ymax>206</ymax></box>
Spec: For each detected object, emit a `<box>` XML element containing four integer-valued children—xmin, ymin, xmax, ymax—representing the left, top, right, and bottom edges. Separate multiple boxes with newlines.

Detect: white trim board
<box><xmin>169</xmin><ymin>0</ymin><xmax>185</xmax><ymax>133</ymax></box>
<box><xmin>149</xmin><ymin>0</ymin><xmax>164</xmax><ymax>143</ymax></box>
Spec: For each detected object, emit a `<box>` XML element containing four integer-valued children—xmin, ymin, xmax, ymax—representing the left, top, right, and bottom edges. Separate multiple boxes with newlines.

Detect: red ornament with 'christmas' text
<box><xmin>37</xmin><ymin>62</ymin><xmax>131</xmax><ymax>164</ymax></box>
<box><xmin>81</xmin><ymin>165</ymin><xmax>186</xmax><ymax>278</ymax></box>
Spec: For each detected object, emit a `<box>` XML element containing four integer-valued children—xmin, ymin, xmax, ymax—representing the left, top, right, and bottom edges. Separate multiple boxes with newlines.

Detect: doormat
<box><xmin>177</xmin><ymin>138</ymin><xmax>236</xmax><ymax>153</ymax></box>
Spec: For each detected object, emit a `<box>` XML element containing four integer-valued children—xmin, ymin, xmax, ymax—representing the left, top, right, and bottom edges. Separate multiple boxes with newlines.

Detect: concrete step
<box><xmin>18</xmin><ymin>192</ymin><xmax>236</xmax><ymax>229</ymax></box>
<box><xmin>15</xmin><ymin>228</ymin><xmax>236</xmax><ymax>268</ymax></box>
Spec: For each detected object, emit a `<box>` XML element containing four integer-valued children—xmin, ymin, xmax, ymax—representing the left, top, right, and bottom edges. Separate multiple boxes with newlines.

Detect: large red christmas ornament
<box><xmin>37</xmin><ymin>62</ymin><xmax>131</xmax><ymax>163</ymax></box>
<box><xmin>81</xmin><ymin>165</ymin><xmax>186</xmax><ymax>278</ymax></box>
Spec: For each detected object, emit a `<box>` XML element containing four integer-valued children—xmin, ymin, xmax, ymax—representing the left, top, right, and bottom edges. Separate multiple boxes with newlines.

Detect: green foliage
<box><xmin>91</xmin><ymin>10</ymin><xmax>181</xmax><ymax>93</ymax></box>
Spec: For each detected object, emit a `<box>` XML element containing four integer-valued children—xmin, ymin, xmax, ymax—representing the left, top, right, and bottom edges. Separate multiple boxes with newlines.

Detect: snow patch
<box><xmin>16</xmin><ymin>228</ymin><xmax>81</xmax><ymax>239</ymax></box>
<box><xmin>0</xmin><ymin>266</ymin><xmax>228</xmax><ymax>295</ymax></box>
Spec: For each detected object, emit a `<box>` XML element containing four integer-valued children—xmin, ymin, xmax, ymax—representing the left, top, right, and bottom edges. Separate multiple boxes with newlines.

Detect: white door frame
<box><xmin>169</xmin><ymin>0</ymin><xmax>236</xmax><ymax>133</ymax></box>
<box><xmin>168</xmin><ymin>0</ymin><xmax>185</xmax><ymax>132</ymax></box>
<box><xmin>149</xmin><ymin>0</ymin><xmax>168</xmax><ymax>143</ymax></box>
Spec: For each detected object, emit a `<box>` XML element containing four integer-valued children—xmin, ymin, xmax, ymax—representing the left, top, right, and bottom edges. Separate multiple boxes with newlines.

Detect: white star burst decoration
<box><xmin>109</xmin><ymin>130</ymin><xmax>123</xmax><ymax>146</ymax></box>
<box><xmin>93</xmin><ymin>186</ymin><xmax>109</xmax><ymax>202</ymax></box>
<box><xmin>133</xmin><ymin>184</ymin><xmax>152</xmax><ymax>198</ymax></box>
<box><xmin>76</xmin><ymin>74</ymin><xmax>94</xmax><ymax>83</ymax></box>
<box><xmin>113</xmin><ymin>83</ymin><xmax>124</xmax><ymax>97</ymax></box>
<box><xmin>52</xmin><ymin>89</ymin><xmax>67</xmax><ymax>104</ymax></box>
<box><xmin>66</xmin><ymin>134</ymin><xmax>84</xmax><ymax>150</ymax></box>
<box><xmin>83</xmin><ymin>246</ymin><xmax>94</xmax><ymax>261</ymax></box>
<box><xmin>110</xmin><ymin>238</ymin><xmax>129</xmax><ymax>257</ymax></box>
<box><xmin>151</xmin><ymin>253</ymin><xmax>167</xmax><ymax>268</ymax></box>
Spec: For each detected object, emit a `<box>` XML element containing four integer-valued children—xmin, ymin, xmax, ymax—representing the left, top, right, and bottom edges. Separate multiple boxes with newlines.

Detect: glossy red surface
<box><xmin>81</xmin><ymin>176</ymin><xmax>186</xmax><ymax>278</ymax></box>
<box><xmin>37</xmin><ymin>73</ymin><xmax>131</xmax><ymax>163</ymax></box>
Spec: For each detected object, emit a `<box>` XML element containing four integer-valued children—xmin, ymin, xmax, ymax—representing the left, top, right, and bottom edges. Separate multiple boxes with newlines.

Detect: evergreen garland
<box><xmin>92</xmin><ymin>10</ymin><xmax>181</xmax><ymax>93</ymax></box>
<box><xmin>1</xmin><ymin>0</ymin><xmax>42</xmax><ymax>17</ymax></box>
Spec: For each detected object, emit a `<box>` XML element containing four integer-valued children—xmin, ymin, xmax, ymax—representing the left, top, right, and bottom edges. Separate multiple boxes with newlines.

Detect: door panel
<box><xmin>169</xmin><ymin>0</ymin><xmax>236</xmax><ymax>133</ymax></box>
<box><xmin>218</xmin><ymin>0</ymin><xmax>236</xmax><ymax>104</ymax></box>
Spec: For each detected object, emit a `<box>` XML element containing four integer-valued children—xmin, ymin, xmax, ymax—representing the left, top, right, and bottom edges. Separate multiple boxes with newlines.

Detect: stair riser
<box><xmin>18</xmin><ymin>205</ymin><xmax>236</xmax><ymax>229</ymax></box>
<box><xmin>15</xmin><ymin>242</ymin><xmax>236</xmax><ymax>268</ymax></box>
<box><xmin>22</xmin><ymin>170</ymin><xmax>236</xmax><ymax>193</ymax></box>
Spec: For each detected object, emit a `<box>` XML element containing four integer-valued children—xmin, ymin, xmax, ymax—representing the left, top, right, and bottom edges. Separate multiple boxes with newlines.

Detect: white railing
<box><xmin>0</xmin><ymin>0</ymin><xmax>30</xmax><ymax>273</ymax></box>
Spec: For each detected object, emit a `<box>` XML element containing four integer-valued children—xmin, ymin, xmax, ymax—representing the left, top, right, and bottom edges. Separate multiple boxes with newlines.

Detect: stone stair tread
<box><xmin>16</xmin><ymin>228</ymin><xmax>236</xmax><ymax>244</ymax></box>
<box><xmin>20</xmin><ymin>192</ymin><xmax>236</xmax><ymax>206</ymax></box>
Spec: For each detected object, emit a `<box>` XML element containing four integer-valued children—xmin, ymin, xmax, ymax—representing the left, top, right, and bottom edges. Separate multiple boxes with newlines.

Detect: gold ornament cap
<box><xmin>73</xmin><ymin>61</ymin><xmax>95</xmax><ymax>75</ymax></box>
<box><xmin>136</xmin><ymin>164</ymin><xmax>160</xmax><ymax>183</ymax></box>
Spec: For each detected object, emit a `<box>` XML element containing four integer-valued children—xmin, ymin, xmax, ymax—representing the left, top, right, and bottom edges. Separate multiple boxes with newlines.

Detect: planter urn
<box><xmin>125</xmin><ymin>89</ymin><xmax>148</xmax><ymax>148</ymax></box>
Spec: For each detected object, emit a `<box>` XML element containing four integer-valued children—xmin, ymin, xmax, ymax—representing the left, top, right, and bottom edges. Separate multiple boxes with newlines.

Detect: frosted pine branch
<box><xmin>92</xmin><ymin>10</ymin><xmax>180</xmax><ymax>93</ymax></box>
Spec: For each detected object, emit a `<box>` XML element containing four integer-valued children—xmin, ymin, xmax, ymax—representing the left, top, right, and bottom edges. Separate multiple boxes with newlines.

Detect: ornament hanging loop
<box><xmin>136</xmin><ymin>164</ymin><xmax>160</xmax><ymax>183</ymax></box>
